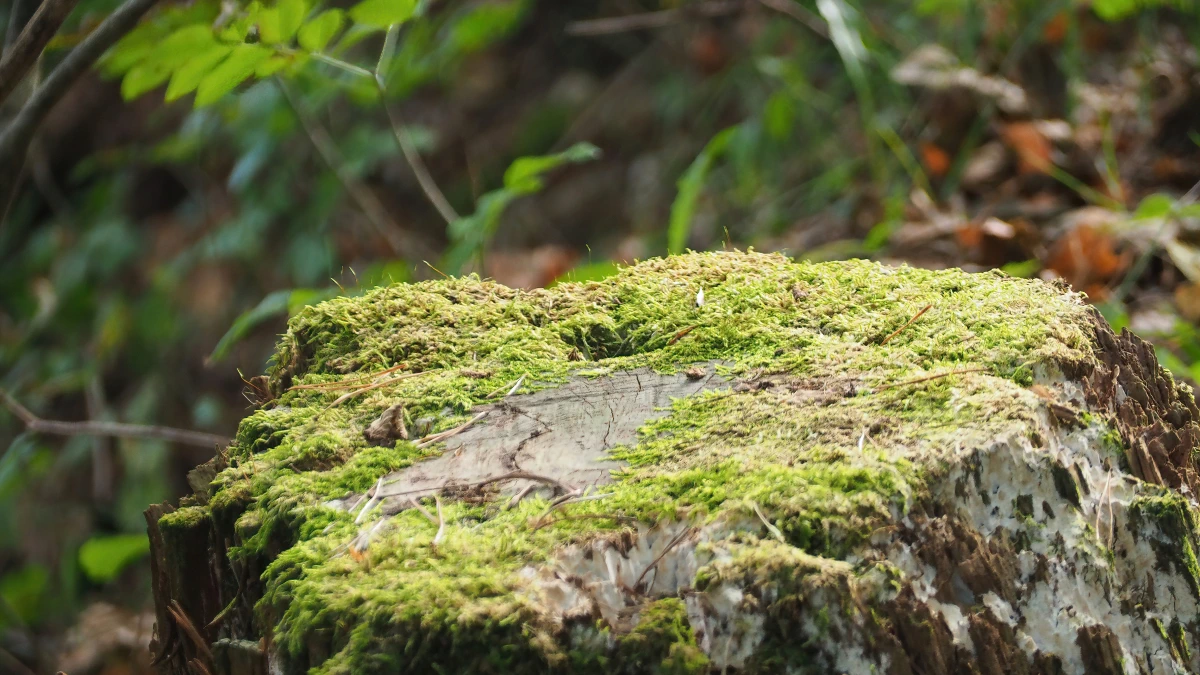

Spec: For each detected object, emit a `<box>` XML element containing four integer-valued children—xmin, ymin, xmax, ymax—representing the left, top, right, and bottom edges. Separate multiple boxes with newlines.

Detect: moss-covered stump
<box><xmin>147</xmin><ymin>251</ymin><xmax>1200</xmax><ymax>675</ymax></box>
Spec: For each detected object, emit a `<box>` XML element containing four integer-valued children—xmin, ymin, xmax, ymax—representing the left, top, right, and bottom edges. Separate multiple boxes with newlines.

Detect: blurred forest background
<box><xmin>1</xmin><ymin>0</ymin><xmax>1199</xmax><ymax>672</ymax></box>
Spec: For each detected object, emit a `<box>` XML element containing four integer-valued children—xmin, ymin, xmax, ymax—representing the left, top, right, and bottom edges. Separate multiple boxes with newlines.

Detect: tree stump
<box><xmin>146</xmin><ymin>251</ymin><xmax>1200</xmax><ymax>675</ymax></box>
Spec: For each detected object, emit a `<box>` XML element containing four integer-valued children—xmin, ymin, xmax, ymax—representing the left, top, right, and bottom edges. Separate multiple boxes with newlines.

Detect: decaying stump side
<box><xmin>146</xmin><ymin>251</ymin><xmax>1200</xmax><ymax>675</ymax></box>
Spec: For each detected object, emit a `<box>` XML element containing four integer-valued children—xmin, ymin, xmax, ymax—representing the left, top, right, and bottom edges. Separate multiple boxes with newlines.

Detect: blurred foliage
<box><xmin>1</xmin><ymin>0</ymin><xmax>1200</xmax><ymax>670</ymax></box>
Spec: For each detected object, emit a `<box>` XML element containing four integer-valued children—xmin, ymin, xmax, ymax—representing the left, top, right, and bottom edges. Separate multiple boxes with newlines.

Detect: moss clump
<box><xmin>182</xmin><ymin>251</ymin><xmax>1101</xmax><ymax>674</ymax></box>
<box><xmin>1129</xmin><ymin>491</ymin><xmax>1200</xmax><ymax>599</ymax></box>
<box><xmin>612</xmin><ymin>598</ymin><xmax>710</xmax><ymax>674</ymax></box>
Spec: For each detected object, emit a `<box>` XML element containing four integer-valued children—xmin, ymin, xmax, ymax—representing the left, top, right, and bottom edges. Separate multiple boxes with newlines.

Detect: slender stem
<box><xmin>0</xmin><ymin>0</ymin><xmax>79</xmax><ymax>107</ymax></box>
<box><xmin>309</xmin><ymin>33</ymin><xmax>460</xmax><ymax>227</ymax></box>
<box><xmin>376</xmin><ymin>23</ymin><xmax>399</xmax><ymax>87</ymax></box>
<box><xmin>377</xmin><ymin>88</ymin><xmax>460</xmax><ymax>226</ymax></box>
<box><xmin>311</xmin><ymin>51</ymin><xmax>373</xmax><ymax>79</ymax></box>
<box><xmin>371</xmin><ymin>24</ymin><xmax>459</xmax><ymax>226</ymax></box>
<box><xmin>276</xmin><ymin>78</ymin><xmax>433</xmax><ymax>258</ymax></box>
<box><xmin>1</xmin><ymin>387</ymin><xmax>229</xmax><ymax>449</ymax></box>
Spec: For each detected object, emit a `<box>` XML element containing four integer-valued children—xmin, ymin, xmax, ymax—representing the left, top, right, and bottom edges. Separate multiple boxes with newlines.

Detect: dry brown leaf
<box><xmin>1045</xmin><ymin>224</ymin><xmax>1130</xmax><ymax>298</ymax></box>
<box><xmin>919</xmin><ymin>141</ymin><xmax>951</xmax><ymax>178</ymax></box>
<box><xmin>1042</xmin><ymin>11</ymin><xmax>1069</xmax><ymax>44</ymax></box>
<box><xmin>1175</xmin><ymin>283</ymin><xmax>1200</xmax><ymax>323</ymax></box>
<box><xmin>1000</xmin><ymin>122</ymin><xmax>1053</xmax><ymax>174</ymax></box>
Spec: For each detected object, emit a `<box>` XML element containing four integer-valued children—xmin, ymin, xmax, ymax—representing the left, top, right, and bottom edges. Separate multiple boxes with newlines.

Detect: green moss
<box><xmin>611</xmin><ymin>598</ymin><xmax>710</xmax><ymax>674</ymax></box>
<box><xmin>1171</xmin><ymin>620</ymin><xmax>1192</xmax><ymax>662</ymax></box>
<box><xmin>1129</xmin><ymin>492</ymin><xmax>1200</xmax><ymax>598</ymax></box>
<box><xmin>176</xmin><ymin>252</ymin><xmax>1101</xmax><ymax>674</ymax></box>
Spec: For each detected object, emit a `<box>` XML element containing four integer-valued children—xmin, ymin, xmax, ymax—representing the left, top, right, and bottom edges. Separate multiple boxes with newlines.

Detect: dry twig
<box><xmin>667</xmin><ymin>325</ymin><xmax>698</xmax><ymax>346</ymax></box>
<box><xmin>565</xmin><ymin>0</ymin><xmax>744</xmax><ymax>36</ymax></box>
<box><xmin>414</xmin><ymin>412</ymin><xmax>488</xmax><ymax>448</ymax></box>
<box><xmin>0</xmin><ymin>387</ymin><xmax>229</xmax><ymax>448</ymax></box>
<box><xmin>277</xmin><ymin>80</ymin><xmax>434</xmax><ymax>259</ymax></box>
<box><xmin>408</xmin><ymin>497</ymin><xmax>439</xmax><ymax>526</ymax></box>
<box><xmin>327</xmin><ymin>371</ymin><xmax>427</xmax><ymax>408</ymax></box>
<box><xmin>633</xmin><ymin>527</ymin><xmax>696</xmax><ymax>592</ymax></box>
<box><xmin>880</xmin><ymin>304</ymin><xmax>933</xmax><ymax>345</ymax></box>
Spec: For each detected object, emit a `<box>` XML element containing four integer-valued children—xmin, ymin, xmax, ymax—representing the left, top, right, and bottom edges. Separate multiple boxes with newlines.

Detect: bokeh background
<box><xmin>1</xmin><ymin>0</ymin><xmax>1199</xmax><ymax>672</ymax></box>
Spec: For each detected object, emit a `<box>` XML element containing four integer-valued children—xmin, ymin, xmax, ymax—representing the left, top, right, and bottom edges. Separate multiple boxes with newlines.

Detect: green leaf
<box><xmin>503</xmin><ymin>142</ymin><xmax>601</xmax><ymax>194</ymax></box>
<box><xmin>349</xmin><ymin>0</ymin><xmax>418</xmax><ymax>29</ymax></box>
<box><xmin>165</xmin><ymin>45</ymin><xmax>234</xmax><ymax>102</ymax></box>
<box><xmin>194</xmin><ymin>44</ymin><xmax>273</xmax><ymax>107</ymax></box>
<box><xmin>1000</xmin><ymin>259</ymin><xmax>1040</xmax><ymax>279</ymax></box>
<box><xmin>78</xmin><ymin>534</ymin><xmax>150</xmax><ymax>583</ymax></box>
<box><xmin>256</xmin><ymin>55</ymin><xmax>291</xmax><ymax>77</ymax></box>
<box><xmin>668</xmin><ymin>126</ymin><xmax>737</xmax><ymax>255</ymax></box>
<box><xmin>119</xmin><ymin>24</ymin><xmax>220</xmax><ymax>100</ymax></box>
<box><xmin>551</xmin><ymin>260</ymin><xmax>622</xmax><ymax>285</ymax></box>
<box><xmin>298</xmin><ymin>9</ymin><xmax>345</xmax><ymax>52</ymax></box>
<box><xmin>1133</xmin><ymin>193</ymin><xmax>1175</xmax><ymax>220</ymax></box>
<box><xmin>763</xmin><ymin>91</ymin><xmax>795</xmax><ymax>141</ymax></box>
<box><xmin>447</xmin><ymin>0</ymin><xmax>528</xmax><ymax>52</ymax></box>
<box><xmin>444</xmin><ymin>143</ymin><xmax>601</xmax><ymax>272</ymax></box>
<box><xmin>158</xmin><ymin>24</ymin><xmax>219</xmax><ymax>68</ymax></box>
<box><xmin>258</xmin><ymin>7</ymin><xmax>284</xmax><ymax>44</ymax></box>
<box><xmin>277</xmin><ymin>0</ymin><xmax>308</xmax><ymax>42</ymax></box>
<box><xmin>0</xmin><ymin>565</ymin><xmax>48</xmax><ymax>626</ymax></box>
<box><xmin>121</xmin><ymin>61</ymin><xmax>173</xmax><ymax>99</ymax></box>
<box><xmin>208</xmin><ymin>288</ymin><xmax>338</xmax><ymax>362</ymax></box>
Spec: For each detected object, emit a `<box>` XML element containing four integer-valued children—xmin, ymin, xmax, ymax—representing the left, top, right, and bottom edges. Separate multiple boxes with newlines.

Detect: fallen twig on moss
<box><xmin>327</xmin><ymin>371</ymin><xmax>428</xmax><ymax>408</ymax></box>
<box><xmin>880</xmin><ymin>304</ymin><xmax>933</xmax><ymax>345</ymax></box>
<box><xmin>408</xmin><ymin>497</ymin><xmax>438</xmax><ymax>526</ymax></box>
<box><xmin>414</xmin><ymin>412</ymin><xmax>488</xmax><ymax>448</ymax></box>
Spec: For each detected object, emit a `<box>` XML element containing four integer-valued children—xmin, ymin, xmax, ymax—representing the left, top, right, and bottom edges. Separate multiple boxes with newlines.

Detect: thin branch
<box><xmin>462</xmin><ymin>469</ymin><xmax>571</xmax><ymax>495</ymax></box>
<box><xmin>414</xmin><ymin>411</ymin><xmax>487</xmax><ymax>448</ymax></box>
<box><xmin>276</xmin><ymin>79</ymin><xmax>435</xmax><ymax>259</ymax></box>
<box><xmin>879</xmin><ymin>304</ymin><xmax>933</xmax><ymax>345</ymax></box>
<box><xmin>565</xmin><ymin>1</ymin><xmax>745</xmax><ymax>36</ymax></box>
<box><xmin>0</xmin><ymin>645</ymin><xmax>37</xmax><ymax>675</ymax></box>
<box><xmin>0</xmin><ymin>0</ymin><xmax>79</xmax><ymax>107</ymax></box>
<box><xmin>0</xmin><ymin>387</ymin><xmax>229</xmax><ymax>449</ymax></box>
<box><xmin>326</xmin><ymin>371</ymin><xmax>427</xmax><ymax>408</ymax></box>
<box><xmin>379</xmin><ymin>99</ymin><xmax>460</xmax><ymax>226</ymax></box>
<box><xmin>0</xmin><ymin>0</ymin><xmax>162</xmax><ymax>206</ymax></box>
<box><xmin>756</xmin><ymin>0</ymin><xmax>829</xmax><ymax>37</ymax></box>
<box><xmin>633</xmin><ymin>527</ymin><xmax>695</xmax><ymax>592</ymax></box>
<box><xmin>408</xmin><ymin>496</ymin><xmax>438</xmax><ymax>525</ymax></box>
